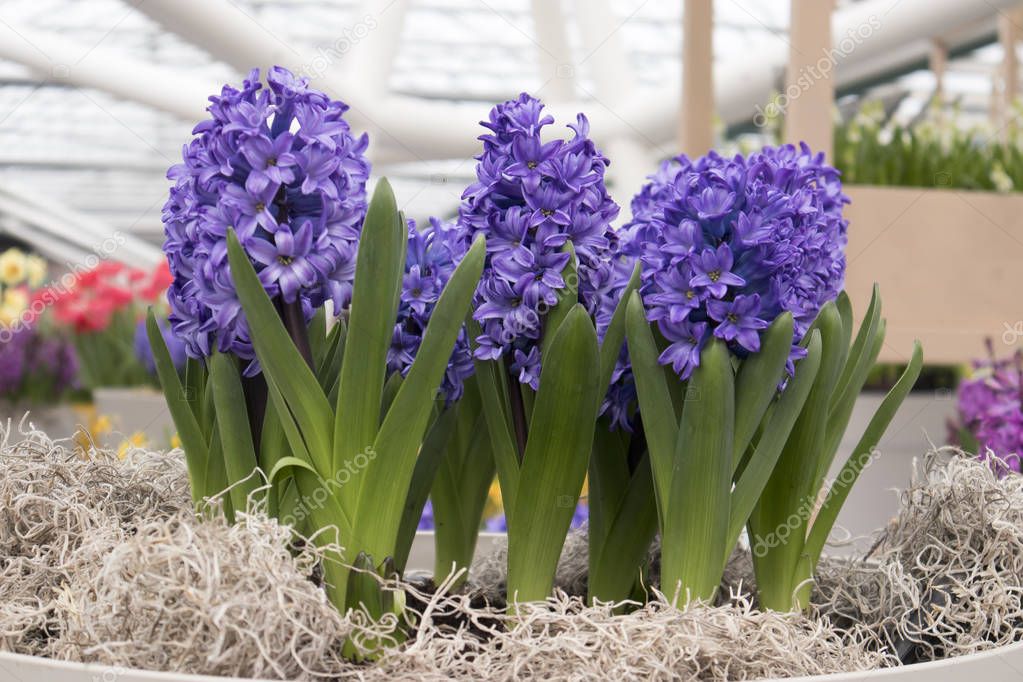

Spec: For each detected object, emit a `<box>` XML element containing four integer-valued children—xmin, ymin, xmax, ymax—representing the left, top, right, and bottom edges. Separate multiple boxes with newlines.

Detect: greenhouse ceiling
<box><xmin>0</xmin><ymin>0</ymin><xmax>1014</xmax><ymax>264</ymax></box>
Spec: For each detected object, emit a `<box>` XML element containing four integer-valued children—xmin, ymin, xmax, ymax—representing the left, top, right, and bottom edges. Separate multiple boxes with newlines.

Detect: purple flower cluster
<box><xmin>459</xmin><ymin>93</ymin><xmax>620</xmax><ymax>389</ymax></box>
<box><xmin>134</xmin><ymin>317</ymin><xmax>187</xmax><ymax>377</ymax></box>
<box><xmin>387</xmin><ymin>218</ymin><xmax>475</xmax><ymax>403</ymax></box>
<box><xmin>162</xmin><ymin>67</ymin><xmax>370</xmax><ymax>374</ymax></box>
<box><xmin>0</xmin><ymin>325</ymin><xmax>77</xmax><ymax>402</ymax></box>
<box><xmin>625</xmin><ymin>143</ymin><xmax>848</xmax><ymax>380</ymax></box>
<box><xmin>956</xmin><ymin>347</ymin><xmax>1023</xmax><ymax>474</ymax></box>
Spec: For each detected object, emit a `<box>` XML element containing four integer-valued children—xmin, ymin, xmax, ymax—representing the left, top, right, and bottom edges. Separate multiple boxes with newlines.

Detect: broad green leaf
<box><xmin>598</xmin><ymin>263</ymin><xmax>641</xmax><ymax>394</ymax></box>
<box><xmin>469</xmin><ymin>318</ymin><xmax>521</xmax><ymax>517</ymax></box>
<box><xmin>267</xmin><ymin>455</ymin><xmax>319</xmax><ymax>483</ymax></box>
<box><xmin>732</xmin><ymin>312</ymin><xmax>794</xmax><ymax>471</ymax></box>
<box><xmin>203</xmin><ymin>418</ymin><xmax>233</xmax><ymax>521</ymax></box>
<box><xmin>209</xmin><ymin>351</ymin><xmax>261</xmax><ymax>513</ymax></box>
<box><xmin>749</xmin><ymin>303</ymin><xmax>845</xmax><ymax>611</ymax></box>
<box><xmin>226</xmin><ymin>231</ymin><xmax>334</xmax><ymax>474</ymax></box>
<box><xmin>506</xmin><ymin>305</ymin><xmax>599</xmax><ymax>603</ymax></box>
<box><xmin>805</xmin><ymin>340</ymin><xmax>923</xmax><ymax>565</ymax></box>
<box><xmin>334</xmin><ymin>179</ymin><xmax>406</xmax><ymax>485</ymax></box>
<box><xmin>624</xmin><ymin>291</ymin><xmax>677</xmax><ymax>520</ymax></box>
<box><xmin>431</xmin><ymin>379</ymin><xmax>495</xmax><ymax>584</ymax></box>
<box><xmin>726</xmin><ymin>330</ymin><xmax>821</xmax><ymax>564</ymax></box>
<box><xmin>308</xmin><ymin>307</ymin><xmax>327</xmax><ymax>366</ymax></box>
<box><xmin>831</xmin><ymin>285</ymin><xmax>881</xmax><ymax>415</ymax></box>
<box><xmin>661</xmin><ymin>338</ymin><xmax>734</xmax><ymax>603</ymax></box>
<box><xmin>351</xmin><ymin>235</ymin><xmax>485</xmax><ymax>563</ymax></box>
<box><xmin>587</xmin><ymin>423</ymin><xmax>631</xmax><ymax>549</ymax></box>
<box><xmin>542</xmin><ymin>241</ymin><xmax>577</xmax><ymax>362</ymax></box>
<box><xmin>587</xmin><ymin>451</ymin><xmax>658</xmax><ymax>604</ymax></box>
<box><xmin>393</xmin><ymin>403</ymin><xmax>457</xmax><ymax>573</ymax></box>
<box><xmin>147</xmin><ymin>310</ymin><xmax>207</xmax><ymax>505</ymax></box>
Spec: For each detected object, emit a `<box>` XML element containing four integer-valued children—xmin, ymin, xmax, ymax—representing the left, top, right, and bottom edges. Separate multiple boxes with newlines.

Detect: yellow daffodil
<box><xmin>0</xmin><ymin>249</ymin><xmax>27</xmax><ymax>286</ymax></box>
<box><xmin>170</xmin><ymin>433</ymin><xmax>182</xmax><ymax>449</ymax></box>
<box><xmin>25</xmin><ymin>255</ymin><xmax>47</xmax><ymax>288</ymax></box>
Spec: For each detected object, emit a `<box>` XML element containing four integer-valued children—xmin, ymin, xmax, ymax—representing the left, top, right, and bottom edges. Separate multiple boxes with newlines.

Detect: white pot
<box><xmin>0</xmin><ymin>529</ymin><xmax>1020</xmax><ymax>680</ymax></box>
<box><xmin>92</xmin><ymin>387</ymin><xmax>176</xmax><ymax>448</ymax></box>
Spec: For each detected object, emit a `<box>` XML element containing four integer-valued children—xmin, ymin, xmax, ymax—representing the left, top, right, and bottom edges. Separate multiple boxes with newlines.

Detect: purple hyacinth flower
<box><xmin>690</xmin><ymin>244</ymin><xmax>746</xmax><ymax>299</ymax></box>
<box><xmin>707</xmin><ymin>294</ymin><xmax>769</xmax><ymax>352</ymax></box>
<box><xmin>161</xmin><ymin>67</ymin><xmax>371</xmax><ymax>368</ymax></box>
<box><xmin>657</xmin><ymin>320</ymin><xmax>708</xmax><ymax>378</ymax></box>
<box><xmin>511</xmin><ymin>346</ymin><xmax>542</xmax><ymax>390</ymax></box>
<box><xmin>459</xmin><ymin>93</ymin><xmax>620</xmax><ymax>391</ymax></box>
<box><xmin>248</xmin><ymin>220</ymin><xmax>327</xmax><ymax>303</ymax></box>
<box><xmin>504</xmin><ymin>135</ymin><xmax>562</xmax><ymax>192</ymax></box>
<box><xmin>241</xmin><ymin>132</ymin><xmax>299</xmax><ymax>190</ymax></box>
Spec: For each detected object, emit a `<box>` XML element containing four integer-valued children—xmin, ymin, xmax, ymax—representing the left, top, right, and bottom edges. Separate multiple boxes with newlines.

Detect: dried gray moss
<box><xmin>0</xmin><ymin>421</ymin><xmax>1015</xmax><ymax>680</ymax></box>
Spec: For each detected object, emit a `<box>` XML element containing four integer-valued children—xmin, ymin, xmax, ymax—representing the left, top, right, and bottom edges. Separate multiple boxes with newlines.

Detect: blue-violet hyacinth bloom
<box><xmin>601</xmin><ymin>143</ymin><xmax>848</xmax><ymax>428</ymax></box>
<box><xmin>161</xmin><ymin>66</ymin><xmax>370</xmax><ymax>374</ymax></box>
<box><xmin>385</xmin><ymin>218</ymin><xmax>475</xmax><ymax>403</ymax></box>
<box><xmin>458</xmin><ymin>93</ymin><xmax>620</xmax><ymax>389</ymax></box>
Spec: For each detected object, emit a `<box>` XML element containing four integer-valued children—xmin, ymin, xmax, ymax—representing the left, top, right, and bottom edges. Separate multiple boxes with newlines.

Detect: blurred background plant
<box><xmin>44</xmin><ymin>261</ymin><xmax>172</xmax><ymax>389</ymax></box>
<box><xmin>834</xmin><ymin>99</ymin><xmax>1023</xmax><ymax>192</ymax></box>
<box><xmin>0</xmin><ymin>247</ymin><xmax>79</xmax><ymax>406</ymax></box>
<box><xmin>950</xmin><ymin>340</ymin><xmax>1023</xmax><ymax>475</ymax></box>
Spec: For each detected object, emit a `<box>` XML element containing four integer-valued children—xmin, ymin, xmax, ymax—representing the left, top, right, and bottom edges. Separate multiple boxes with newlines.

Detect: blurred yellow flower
<box><xmin>25</xmin><ymin>255</ymin><xmax>47</xmax><ymax>288</ymax></box>
<box><xmin>117</xmin><ymin>432</ymin><xmax>149</xmax><ymax>460</ymax></box>
<box><xmin>0</xmin><ymin>249</ymin><xmax>27</xmax><ymax>286</ymax></box>
<box><xmin>3</xmin><ymin>287</ymin><xmax>28</xmax><ymax>312</ymax></box>
<box><xmin>0</xmin><ymin>304</ymin><xmax>19</xmax><ymax>327</ymax></box>
<box><xmin>90</xmin><ymin>414</ymin><xmax>113</xmax><ymax>437</ymax></box>
<box><xmin>170</xmin><ymin>433</ymin><xmax>182</xmax><ymax>449</ymax></box>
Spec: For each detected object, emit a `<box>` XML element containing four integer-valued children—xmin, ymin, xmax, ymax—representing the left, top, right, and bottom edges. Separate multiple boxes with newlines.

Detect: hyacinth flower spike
<box><xmin>619</xmin><ymin>145</ymin><xmax>923</xmax><ymax>608</ymax></box>
<box><xmin>459</xmin><ymin>94</ymin><xmax>639</xmax><ymax>604</ymax></box>
<box><xmin>149</xmin><ymin>68</ymin><xmax>486</xmax><ymax>637</ymax></box>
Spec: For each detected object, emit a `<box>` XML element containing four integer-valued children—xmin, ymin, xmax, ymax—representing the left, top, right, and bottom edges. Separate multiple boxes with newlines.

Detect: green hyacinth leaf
<box><xmin>732</xmin><ymin>312</ymin><xmax>794</xmax><ymax>471</ymax></box>
<box><xmin>805</xmin><ymin>340</ymin><xmax>923</xmax><ymax>566</ymax></box>
<box><xmin>506</xmin><ymin>305</ymin><xmax>599</xmax><ymax>603</ymax></box>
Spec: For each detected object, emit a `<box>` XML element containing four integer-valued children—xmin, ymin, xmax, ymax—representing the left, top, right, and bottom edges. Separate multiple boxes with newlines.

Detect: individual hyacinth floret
<box><xmin>625</xmin><ymin>143</ymin><xmax>848</xmax><ymax>381</ymax></box>
<box><xmin>161</xmin><ymin>66</ymin><xmax>370</xmax><ymax>373</ymax></box>
<box><xmin>387</xmin><ymin>218</ymin><xmax>475</xmax><ymax>403</ymax></box>
<box><xmin>458</xmin><ymin>93</ymin><xmax>620</xmax><ymax>389</ymax></box>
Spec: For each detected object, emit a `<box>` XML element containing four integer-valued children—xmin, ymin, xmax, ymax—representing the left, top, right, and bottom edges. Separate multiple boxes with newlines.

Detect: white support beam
<box><xmin>0</xmin><ymin>22</ymin><xmax>214</xmax><ymax>122</ymax></box>
<box><xmin>530</xmin><ymin>0</ymin><xmax>575</xmax><ymax>101</ymax></box>
<box><xmin>571</xmin><ymin>0</ymin><xmax>636</xmax><ymax>105</ymax></box>
<box><xmin>0</xmin><ymin>184</ymin><xmax>162</xmax><ymax>267</ymax></box>
<box><xmin>336</xmin><ymin>0</ymin><xmax>409</xmax><ymax>98</ymax></box>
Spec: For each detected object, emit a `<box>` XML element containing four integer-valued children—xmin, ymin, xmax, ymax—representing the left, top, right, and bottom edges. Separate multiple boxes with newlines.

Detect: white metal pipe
<box><xmin>531</xmin><ymin>0</ymin><xmax>575</xmax><ymax>101</ymax></box>
<box><xmin>571</xmin><ymin>0</ymin><xmax>636</xmax><ymax>105</ymax></box>
<box><xmin>0</xmin><ymin>185</ymin><xmax>162</xmax><ymax>266</ymax></box>
<box><xmin>0</xmin><ymin>22</ymin><xmax>214</xmax><ymax>122</ymax></box>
